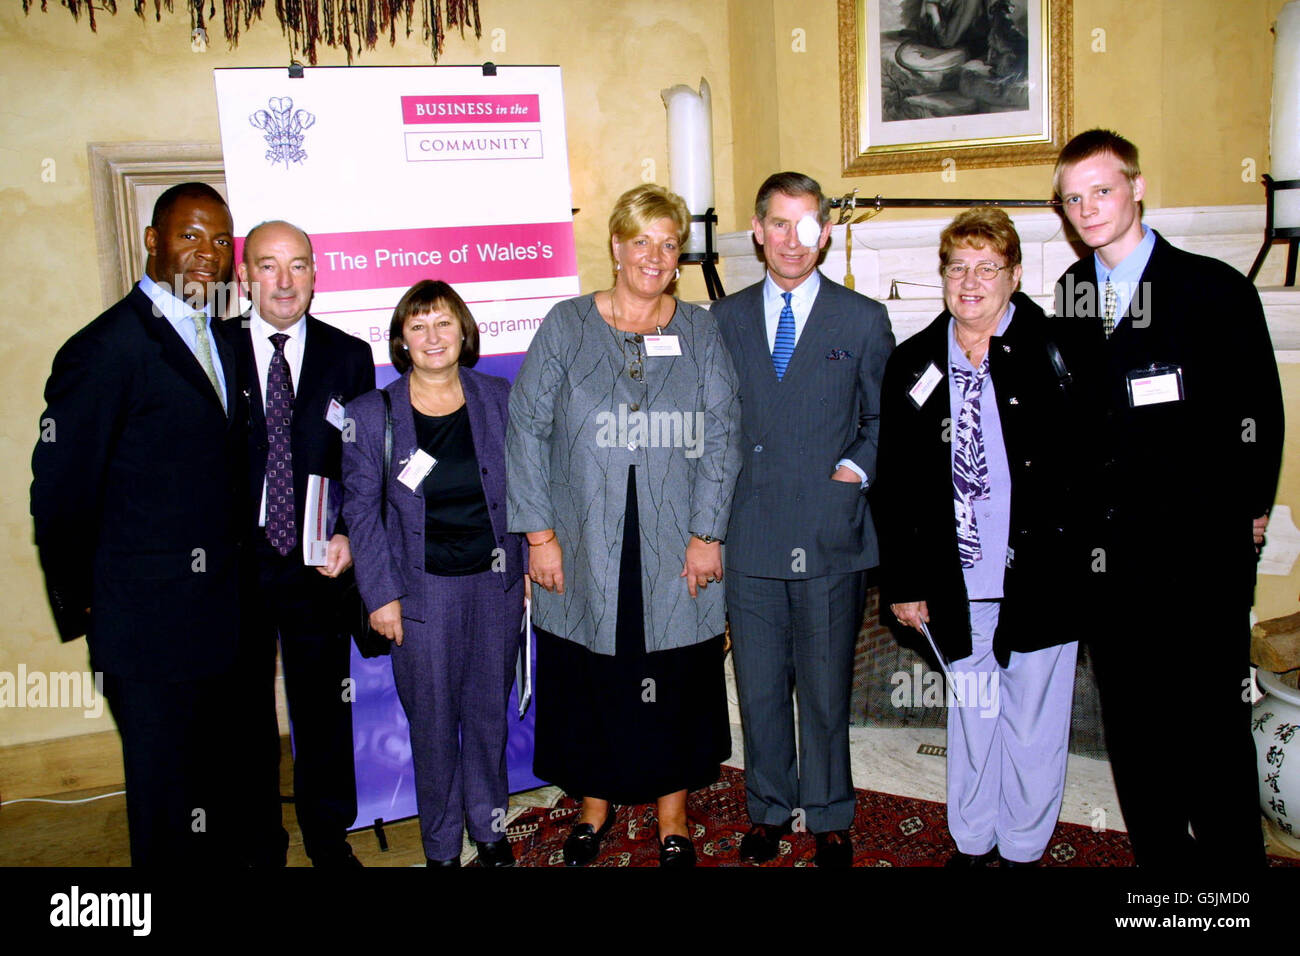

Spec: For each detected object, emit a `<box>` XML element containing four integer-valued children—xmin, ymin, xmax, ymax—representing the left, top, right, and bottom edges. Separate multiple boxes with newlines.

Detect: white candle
<box><xmin>1271</xmin><ymin>1</ymin><xmax>1300</xmax><ymax>229</ymax></box>
<box><xmin>661</xmin><ymin>78</ymin><xmax>714</xmax><ymax>254</ymax></box>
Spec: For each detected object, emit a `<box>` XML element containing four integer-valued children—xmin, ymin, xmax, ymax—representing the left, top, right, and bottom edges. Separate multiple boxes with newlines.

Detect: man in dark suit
<box><xmin>1053</xmin><ymin>129</ymin><xmax>1284</xmax><ymax>867</ymax></box>
<box><xmin>713</xmin><ymin>172</ymin><xmax>894</xmax><ymax>867</ymax></box>
<box><xmin>228</xmin><ymin>220</ymin><xmax>375</xmax><ymax>867</ymax></box>
<box><xmin>31</xmin><ymin>182</ymin><xmax>244</xmax><ymax>866</ymax></box>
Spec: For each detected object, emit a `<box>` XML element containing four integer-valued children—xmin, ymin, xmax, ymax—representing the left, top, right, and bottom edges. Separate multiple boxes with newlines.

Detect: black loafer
<box><xmin>813</xmin><ymin>829</ymin><xmax>854</xmax><ymax>868</ymax></box>
<box><xmin>998</xmin><ymin>853</ymin><xmax>1040</xmax><ymax>868</ymax></box>
<box><xmin>562</xmin><ymin>810</ymin><xmax>616</xmax><ymax>867</ymax></box>
<box><xmin>739</xmin><ymin>819</ymin><xmax>794</xmax><ymax>864</ymax></box>
<box><xmin>944</xmin><ymin>848</ymin><xmax>998</xmax><ymax>868</ymax></box>
<box><xmin>474</xmin><ymin>838</ymin><xmax>516</xmax><ymax>868</ymax></box>
<box><xmin>659</xmin><ymin>834</ymin><xmax>696</xmax><ymax>868</ymax></box>
<box><xmin>426</xmin><ymin>855</ymin><xmax>461</xmax><ymax>868</ymax></box>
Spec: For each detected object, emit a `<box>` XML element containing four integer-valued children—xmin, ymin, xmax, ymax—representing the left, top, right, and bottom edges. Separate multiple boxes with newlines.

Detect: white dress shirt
<box><xmin>762</xmin><ymin>269</ymin><xmax>821</xmax><ymax>351</ymax></box>
<box><xmin>252</xmin><ymin>310</ymin><xmax>307</xmax><ymax>526</ymax></box>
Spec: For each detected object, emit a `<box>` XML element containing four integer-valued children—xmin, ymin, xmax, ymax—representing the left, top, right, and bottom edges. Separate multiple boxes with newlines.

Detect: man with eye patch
<box><xmin>714</xmin><ymin>171</ymin><xmax>894</xmax><ymax>867</ymax></box>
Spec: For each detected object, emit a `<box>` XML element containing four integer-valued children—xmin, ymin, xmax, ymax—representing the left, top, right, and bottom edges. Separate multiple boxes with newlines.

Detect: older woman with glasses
<box><xmin>873</xmin><ymin>207</ymin><xmax>1090</xmax><ymax>868</ymax></box>
<box><xmin>507</xmin><ymin>184</ymin><xmax>742</xmax><ymax>867</ymax></box>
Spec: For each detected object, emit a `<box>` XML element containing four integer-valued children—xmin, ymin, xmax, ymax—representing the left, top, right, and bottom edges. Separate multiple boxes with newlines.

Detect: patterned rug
<box><xmin>497</xmin><ymin>765</ymin><xmax>1299</xmax><ymax>868</ymax></box>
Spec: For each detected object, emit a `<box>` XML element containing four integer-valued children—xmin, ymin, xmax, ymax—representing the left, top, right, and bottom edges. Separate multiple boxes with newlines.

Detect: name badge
<box><xmin>643</xmin><ymin>335</ymin><xmax>681</xmax><ymax>357</ymax></box>
<box><xmin>1126</xmin><ymin>363</ymin><xmax>1184</xmax><ymax>407</ymax></box>
<box><xmin>325</xmin><ymin>397</ymin><xmax>347</xmax><ymax>431</ymax></box>
<box><xmin>907</xmin><ymin>362</ymin><xmax>943</xmax><ymax>409</ymax></box>
<box><xmin>396</xmin><ymin>449</ymin><xmax>437</xmax><ymax>491</ymax></box>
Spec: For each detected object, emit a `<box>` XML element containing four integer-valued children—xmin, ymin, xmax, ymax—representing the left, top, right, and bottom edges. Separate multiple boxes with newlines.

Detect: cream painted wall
<box><xmin>725</xmin><ymin>0</ymin><xmax>1289</xmax><ymax>225</ymax></box>
<box><xmin>0</xmin><ymin>0</ymin><xmax>734</xmax><ymax>746</ymax></box>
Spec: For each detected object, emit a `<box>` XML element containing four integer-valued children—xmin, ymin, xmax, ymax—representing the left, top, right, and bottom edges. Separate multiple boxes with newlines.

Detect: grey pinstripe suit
<box><xmin>713</xmin><ymin>272</ymin><xmax>893</xmax><ymax>832</ymax></box>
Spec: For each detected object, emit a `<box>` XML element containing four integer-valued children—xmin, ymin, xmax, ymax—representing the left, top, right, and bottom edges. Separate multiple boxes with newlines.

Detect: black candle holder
<box><xmin>678</xmin><ymin>208</ymin><xmax>724</xmax><ymax>301</ymax></box>
<box><xmin>1247</xmin><ymin>174</ymin><xmax>1300</xmax><ymax>287</ymax></box>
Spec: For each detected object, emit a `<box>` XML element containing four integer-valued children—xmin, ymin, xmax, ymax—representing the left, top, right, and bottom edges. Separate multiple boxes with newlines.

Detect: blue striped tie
<box><xmin>772</xmin><ymin>291</ymin><xmax>795</xmax><ymax>380</ymax></box>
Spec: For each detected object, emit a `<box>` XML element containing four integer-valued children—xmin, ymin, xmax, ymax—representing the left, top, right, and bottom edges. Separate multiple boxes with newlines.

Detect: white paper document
<box><xmin>303</xmin><ymin>474</ymin><xmax>330</xmax><ymax>566</ymax></box>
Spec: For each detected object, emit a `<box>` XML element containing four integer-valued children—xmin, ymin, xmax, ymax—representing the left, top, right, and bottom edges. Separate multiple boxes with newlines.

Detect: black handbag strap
<box><xmin>1046</xmin><ymin>339</ymin><xmax>1072</xmax><ymax>392</ymax></box>
<box><xmin>380</xmin><ymin>388</ymin><xmax>393</xmax><ymax>526</ymax></box>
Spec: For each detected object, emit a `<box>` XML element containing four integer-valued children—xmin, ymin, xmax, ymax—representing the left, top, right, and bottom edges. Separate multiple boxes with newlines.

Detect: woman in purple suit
<box><xmin>342</xmin><ymin>280</ymin><xmax>528</xmax><ymax>867</ymax></box>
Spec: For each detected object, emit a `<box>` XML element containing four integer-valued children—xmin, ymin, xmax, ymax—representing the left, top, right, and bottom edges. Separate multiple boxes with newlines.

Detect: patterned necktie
<box><xmin>772</xmin><ymin>291</ymin><xmax>795</xmax><ymax>380</ymax></box>
<box><xmin>1103</xmin><ymin>280</ymin><xmax>1118</xmax><ymax>338</ymax></box>
<box><xmin>190</xmin><ymin>313</ymin><xmax>226</xmax><ymax>411</ymax></box>
<box><xmin>951</xmin><ymin>359</ymin><xmax>991</xmax><ymax>568</ymax></box>
<box><xmin>265</xmin><ymin>332</ymin><xmax>297</xmax><ymax>556</ymax></box>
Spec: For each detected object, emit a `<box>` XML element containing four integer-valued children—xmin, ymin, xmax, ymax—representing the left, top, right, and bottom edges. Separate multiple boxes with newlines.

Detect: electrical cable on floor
<box><xmin>2</xmin><ymin>790</ymin><xmax>125</xmax><ymax>807</ymax></box>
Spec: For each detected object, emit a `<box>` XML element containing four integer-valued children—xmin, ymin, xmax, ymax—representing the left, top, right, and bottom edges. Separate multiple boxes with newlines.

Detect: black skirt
<box><xmin>533</xmin><ymin>466</ymin><xmax>730</xmax><ymax>804</ymax></box>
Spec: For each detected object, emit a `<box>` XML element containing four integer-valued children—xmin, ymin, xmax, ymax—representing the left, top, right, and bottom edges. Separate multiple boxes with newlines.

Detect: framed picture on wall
<box><xmin>838</xmin><ymin>0</ymin><xmax>1073</xmax><ymax>175</ymax></box>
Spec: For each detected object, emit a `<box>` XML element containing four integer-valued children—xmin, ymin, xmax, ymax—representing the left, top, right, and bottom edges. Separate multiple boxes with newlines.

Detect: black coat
<box><xmin>871</xmin><ymin>292</ymin><xmax>1094</xmax><ymax>665</ymax></box>
<box><xmin>31</xmin><ymin>285</ymin><xmax>244</xmax><ymax>680</ymax></box>
<box><xmin>1055</xmin><ymin>233</ymin><xmax>1284</xmax><ymax>610</ymax></box>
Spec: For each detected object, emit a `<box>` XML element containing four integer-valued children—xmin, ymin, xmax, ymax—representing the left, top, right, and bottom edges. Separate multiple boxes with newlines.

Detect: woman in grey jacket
<box><xmin>507</xmin><ymin>184</ymin><xmax>742</xmax><ymax>867</ymax></box>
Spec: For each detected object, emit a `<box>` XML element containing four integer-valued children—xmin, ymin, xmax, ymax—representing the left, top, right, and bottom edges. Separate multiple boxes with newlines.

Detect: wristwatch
<box><xmin>691</xmin><ymin>532</ymin><xmax>722</xmax><ymax>544</ymax></box>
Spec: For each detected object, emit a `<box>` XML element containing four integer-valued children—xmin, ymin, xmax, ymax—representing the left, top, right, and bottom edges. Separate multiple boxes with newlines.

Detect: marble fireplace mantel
<box><xmin>711</xmin><ymin>204</ymin><xmax>1300</xmax><ymax>360</ymax></box>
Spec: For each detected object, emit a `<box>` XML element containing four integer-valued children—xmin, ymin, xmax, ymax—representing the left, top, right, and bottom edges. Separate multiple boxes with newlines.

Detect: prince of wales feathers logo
<box><xmin>250</xmin><ymin>97</ymin><xmax>316</xmax><ymax>167</ymax></box>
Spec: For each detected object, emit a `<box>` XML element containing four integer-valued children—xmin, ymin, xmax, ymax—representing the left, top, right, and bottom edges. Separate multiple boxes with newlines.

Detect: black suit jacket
<box><xmin>1055</xmin><ymin>232</ymin><xmax>1284</xmax><ymax>608</ymax></box>
<box><xmin>873</xmin><ymin>293</ymin><xmax>1093</xmax><ymax>664</ymax></box>
<box><xmin>226</xmin><ymin>313</ymin><xmax>374</xmax><ymax>607</ymax></box>
<box><xmin>31</xmin><ymin>284</ymin><xmax>244</xmax><ymax>680</ymax></box>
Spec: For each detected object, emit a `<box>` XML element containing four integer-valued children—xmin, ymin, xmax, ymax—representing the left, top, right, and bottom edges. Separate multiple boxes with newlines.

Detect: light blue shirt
<box><xmin>1094</xmin><ymin>224</ymin><xmax>1155</xmax><ymax>329</ymax></box>
<box><xmin>762</xmin><ymin>269</ymin><xmax>821</xmax><ymax>351</ymax></box>
<box><xmin>948</xmin><ymin>303</ymin><xmax>1015</xmax><ymax>600</ymax></box>
<box><xmin>764</xmin><ymin>269</ymin><xmax>868</xmax><ymax>486</ymax></box>
<box><xmin>139</xmin><ymin>274</ymin><xmax>228</xmax><ymax>408</ymax></box>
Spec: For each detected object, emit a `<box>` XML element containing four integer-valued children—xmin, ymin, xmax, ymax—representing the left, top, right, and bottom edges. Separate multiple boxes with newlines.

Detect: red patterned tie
<box><xmin>265</xmin><ymin>333</ymin><xmax>296</xmax><ymax>556</ymax></box>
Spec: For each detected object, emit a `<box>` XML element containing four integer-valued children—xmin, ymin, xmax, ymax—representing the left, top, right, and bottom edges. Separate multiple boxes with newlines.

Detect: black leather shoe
<box><xmin>659</xmin><ymin>834</ymin><xmax>696</xmax><ymax>868</ymax></box>
<box><xmin>563</xmin><ymin>810</ymin><xmax>616</xmax><ymax>867</ymax></box>
<box><xmin>426</xmin><ymin>855</ymin><xmax>461</xmax><ymax>868</ymax></box>
<box><xmin>813</xmin><ymin>830</ymin><xmax>853</xmax><ymax>868</ymax></box>
<box><xmin>474</xmin><ymin>838</ymin><xmax>516</xmax><ymax>868</ymax></box>
<box><xmin>739</xmin><ymin>819</ymin><xmax>794</xmax><ymax>864</ymax></box>
<box><xmin>944</xmin><ymin>848</ymin><xmax>998</xmax><ymax>868</ymax></box>
<box><xmin>311</xmin><ymin>844</ymin><xmax>363</xmax><ymax>869</ymax></box>
<box><xmin>998</xmin><ymin>853</ymin><xmax>1040</xmax><ymax>868</ymax></box>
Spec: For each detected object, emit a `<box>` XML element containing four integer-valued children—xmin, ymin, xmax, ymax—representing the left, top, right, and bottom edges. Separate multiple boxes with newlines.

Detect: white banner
<box><xmin>213</xmin><ymin>65</ymin><xmax>580</xmax><ymax>366</ymax></box>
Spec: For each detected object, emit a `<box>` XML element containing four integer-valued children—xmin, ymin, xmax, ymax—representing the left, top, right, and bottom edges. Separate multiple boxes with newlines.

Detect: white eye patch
<box><xmin>796</xmin><ymin>213</ymin><xmax>822</xmax><ymax>248</ymax></box>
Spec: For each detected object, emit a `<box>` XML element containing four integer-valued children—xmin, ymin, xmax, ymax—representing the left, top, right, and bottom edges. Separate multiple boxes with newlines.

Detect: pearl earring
<box><xmin>615</xmin><ymin>262</ymin><xmax>622</xmax><ymax>271</ymax></box>
<box><xmin>674</xmin><ymin>267</ymin><xmax>680</xmax><ymax>280</ymax></box>
<box><xmin>402</xmin><ymin>344</ymin><xmax>409</xmax><ymax>350</ymax></box>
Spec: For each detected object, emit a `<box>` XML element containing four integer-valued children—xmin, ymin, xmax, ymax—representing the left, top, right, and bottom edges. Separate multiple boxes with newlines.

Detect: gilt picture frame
<box><xmin>839</xmin><ymin>0</ymin><xmax>1073</xmax><ymax>176</ymax></box>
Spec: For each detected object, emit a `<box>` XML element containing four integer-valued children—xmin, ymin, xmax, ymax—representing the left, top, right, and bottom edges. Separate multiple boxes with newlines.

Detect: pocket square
<box><xmin>826</xmin><ymin>348</ymin><xmax>853</xmax><ymax>360</ymax></box>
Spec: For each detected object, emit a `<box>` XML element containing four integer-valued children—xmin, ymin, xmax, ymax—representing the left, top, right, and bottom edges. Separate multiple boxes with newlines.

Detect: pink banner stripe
<box><xmin>401</xmin><ymin>94</ymin><xmax>540</xmax><ymax>124</ymax></box>
<box><xmin>233</xmin><ymin>222</ymin><xmax>578</xmax><ymax>294</ymax></box>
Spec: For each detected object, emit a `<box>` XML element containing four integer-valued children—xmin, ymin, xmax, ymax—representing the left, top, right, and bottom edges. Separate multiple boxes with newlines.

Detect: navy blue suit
<box><xmin>32</xmin><ymin>284</ymin><xmax>244</xmax><ymax>865</ymax></box>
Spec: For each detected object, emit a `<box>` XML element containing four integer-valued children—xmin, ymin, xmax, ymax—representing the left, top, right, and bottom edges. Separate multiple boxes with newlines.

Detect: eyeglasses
<box><xmin>624</xmin><ymin>335</ymin><xmax>644</xmax><ymax>381</ymax></box>
<box><xmin>942</xmin><ymin>261</ymin><xmax>1013</xmax><ymax>280</ymax></box>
